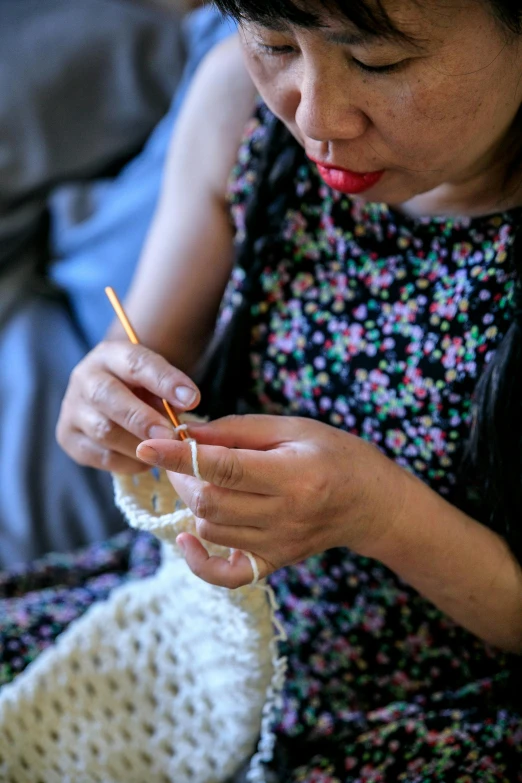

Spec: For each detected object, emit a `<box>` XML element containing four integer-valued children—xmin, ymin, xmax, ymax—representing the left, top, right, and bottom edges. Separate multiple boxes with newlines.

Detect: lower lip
<box><xmin>315</xmin><ymin>165</ymin><xmax>384</xmax><ymax>195</ymax></box>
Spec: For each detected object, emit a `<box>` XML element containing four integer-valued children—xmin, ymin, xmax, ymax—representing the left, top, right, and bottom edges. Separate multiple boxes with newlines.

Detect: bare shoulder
<box><xmin>198</xmin><ymin>35</ymin><xmax>256</xmax><ymax>121</ymax></box>
<box><xmin>164</xmin><ymin>35</ymin><xmax>257</xmax><ymax>197</ymax></box>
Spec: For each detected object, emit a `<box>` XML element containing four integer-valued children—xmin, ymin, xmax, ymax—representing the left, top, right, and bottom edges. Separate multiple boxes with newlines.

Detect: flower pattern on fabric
<box><xmin>0</xmin><ymin>102</ymin><xmax>521</xmax><ymax>783</ymax></box>
<box><xmin>227</xmin><ymin>106</ymin><xmax>517</xmax><ymax>501</ymax></box>
<box><xmin>224</xmin><ymin>103</ymin><xmax>522</xmax><ymax>782</ymax></box>
<box><xmin>0</xmin><ymin>532</ymin><xmax>160</xmax><ymax>687</ymax></box>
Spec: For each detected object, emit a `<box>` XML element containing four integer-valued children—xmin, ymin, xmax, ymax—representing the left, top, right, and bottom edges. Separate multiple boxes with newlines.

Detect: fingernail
<box><xmin>175</xmin><ymin>386</ymin><xmax>198</xmax><ymax>406</ymax></box>
<box><xmin>148</xmin><ymin>425</ymin><xmax>175</xmax><ymax>440</ymax></box>
<box><xmin>136</xmin><ymin>444</ymin><xmax>160</xmax><ymax>465</ymax></box>
<box><xmin>176</xmin><ymin>536</ymin><xmax>186</xmax><ymax>555</ymax></box>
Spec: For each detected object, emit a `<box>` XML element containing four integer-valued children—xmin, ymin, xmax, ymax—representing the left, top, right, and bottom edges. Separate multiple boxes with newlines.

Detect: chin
<box><xmin>351</xmin><ymin>178</ymin><xmax>429</xmax><ymax>209</ymax></box>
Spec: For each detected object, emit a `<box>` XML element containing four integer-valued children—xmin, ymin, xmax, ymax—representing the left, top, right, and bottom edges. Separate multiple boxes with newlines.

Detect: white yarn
<box><xmin>0</xmin><ymin>457</ymin><xmax>286</xmax><ymax>783</ymax></box>
<box><xmin>243</xmin><ymin>551</ymin><xmax>260</xmax><ymax>585</ymax></box>
<box><xmin>174</xmin><ymin>423</ymin><xmax>260</xmax><ymax>586</ymax></box>
<box><xmin>173</xmin><ymin>425</ymin><xmax>202</xmax><ymax>481</ymax></box>
<box><xmin>188</xmin><ymin>438</ymin><xmax>202</xmax><ymax>481</ymax></box>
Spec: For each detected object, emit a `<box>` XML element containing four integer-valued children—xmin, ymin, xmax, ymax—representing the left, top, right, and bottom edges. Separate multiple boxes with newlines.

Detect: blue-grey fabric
<box><xmin>50</xmin><ymin>6</ymin><xmax>236</xmax><ymax>346</ymax></box>
<box><xmin>0</xmin><ymin>0</ymin><xmax>186</xmax><ymax>287</ymax></box>
<box><xmin>0</xmin><ymin>4</ymin><xmax>235</xmax><ymax>565</ymax></box>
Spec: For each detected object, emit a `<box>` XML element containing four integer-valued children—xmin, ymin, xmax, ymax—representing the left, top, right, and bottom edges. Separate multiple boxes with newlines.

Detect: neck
<box><xmin>400</xmin><ymin>126</ymin><xmax>522</xmax><ymax>220</ymax></box>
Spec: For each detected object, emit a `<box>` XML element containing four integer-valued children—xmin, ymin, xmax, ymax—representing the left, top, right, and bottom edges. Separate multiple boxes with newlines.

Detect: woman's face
<box><xmin>239</xmin><ymin>0</ymin><xmax>522</xmax><ymax>211</ymax></box>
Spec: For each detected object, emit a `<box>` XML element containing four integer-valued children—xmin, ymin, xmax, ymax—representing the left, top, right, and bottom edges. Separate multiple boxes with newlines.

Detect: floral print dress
<box><xmin>1</xmin><ymin>102</ymin><xmax>521</xmax><ymax>783</ymax></box>
<box><xmin>224</xmin><ymin>103</ymin><xmax>522</xmax><ymax>782</ymax></box>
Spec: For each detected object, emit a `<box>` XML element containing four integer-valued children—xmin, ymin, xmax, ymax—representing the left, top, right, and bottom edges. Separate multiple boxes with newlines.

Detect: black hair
<box><xmin>214</xmin><ymin>0</ymin><xmax>404</xmax><ymax>38</ymax></box>
<box><xmin>215</xmin><ymin>0</ymin><xmax>522</xmax><ymax>38</ymax></box>
<box><xmin>210</xmin><ymin>0</ymin><xmax>522</xmax><ymax>561</ymax></box>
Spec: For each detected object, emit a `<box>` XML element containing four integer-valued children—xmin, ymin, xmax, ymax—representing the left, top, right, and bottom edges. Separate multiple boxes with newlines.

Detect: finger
<box><xmin>76</xmin><ymin>405</ymin><xmax>144</xmax><ymax>459</ymax></box>
<box><xmin>65</xmin><ymin>432</ymin><xmax>150</xmax><ymax>474</ymax></box>
<box><xmin>81</xmin><ymin>373</ymin><xmax>181</xmax><ymax>443</ymax></box>
<box><xmin>134</xmin><ymin>388</ymin><xmax>170</xmax><ymax>415</ymax></box>
<box><xmin>193</xmin><ymin>517</ymin><xmax>263</xmax><ymax>550</ymax></box>
<box><xmin>167</xmin><ymin>473</ymin><xmax>280</xmax><ymax>527</ymax></box>
<box><xmin>177</xmin><ymin>534</ymin><xmax>266</xmax><ymax>589</ymax></box>
<box><xmin>137</xmin><ymin>439</ymin><xmax>285</xmax><ymax>494</ymax></box>
<box><xmin>183</xmin><ymin>414</ymin><xmax>291</xmax><ymax>450</ymax></box>
<box><xmin>93</xmin><ymin>342</ymin><xmax>200</xmax><ymax>410</ymax></box>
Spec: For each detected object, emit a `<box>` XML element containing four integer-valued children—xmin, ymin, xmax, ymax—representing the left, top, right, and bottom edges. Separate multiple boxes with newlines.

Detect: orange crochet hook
<box><xmin>105</xmin><ymin>287</ymin><xmax>188</xmax><ymax>441</ymax></box>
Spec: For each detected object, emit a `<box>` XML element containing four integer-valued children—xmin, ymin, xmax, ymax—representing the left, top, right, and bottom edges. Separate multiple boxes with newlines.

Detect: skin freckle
<box><xmin>240</xmin><ymin>0</ymin><xmax>522</xmax><ymax>215</ymax></box>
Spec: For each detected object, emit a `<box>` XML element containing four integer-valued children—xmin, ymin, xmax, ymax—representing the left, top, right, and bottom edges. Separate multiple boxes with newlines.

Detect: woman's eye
<box><xmin>352</xmin><ymin>58</ymin><xmax>406</xmax><ymax>74</ymax></box>
<box><xmin>257</xmin><ymin>43</ymin><xmax>295</xmax><ymax>56</ymax></box>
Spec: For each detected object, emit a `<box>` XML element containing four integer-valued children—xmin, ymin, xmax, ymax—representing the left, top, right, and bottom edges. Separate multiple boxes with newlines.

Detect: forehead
<box><xmin>242</xmin><ymin>0</ymin><xmax>487</xmax><ymax>44</ymax></box>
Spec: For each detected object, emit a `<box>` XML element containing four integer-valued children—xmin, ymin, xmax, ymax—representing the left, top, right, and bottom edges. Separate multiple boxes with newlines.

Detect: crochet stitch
<box><xmin>0</xmin><ymin>467</ymin><xmax>285</xmax><ymax>783</ymax></box>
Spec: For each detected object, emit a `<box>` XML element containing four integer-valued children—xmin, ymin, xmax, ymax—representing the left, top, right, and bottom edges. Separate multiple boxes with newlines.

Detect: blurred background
<box><xmin>0</xmin><ymin>0</ymin><xmax>234</xmax><ymax>566</ymax></box>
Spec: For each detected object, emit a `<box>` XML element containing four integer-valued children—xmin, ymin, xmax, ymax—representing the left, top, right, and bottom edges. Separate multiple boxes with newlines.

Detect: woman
<box><xmin>56</xmin><ymin>0</ymin><xmax>522</xmax><ymax>779</ymax></box>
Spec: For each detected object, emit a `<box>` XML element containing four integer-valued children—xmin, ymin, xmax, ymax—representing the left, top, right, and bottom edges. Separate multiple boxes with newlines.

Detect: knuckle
<box><xmin>213</xmin><ymin>450</ymin><xmax>243</xmax><ymax>489</ymax></box>
<box><xmin>195</xmin><ymin>518</ymin><xmax>213</xmax><ymax>541</ymax></box>
<box><xmin>88</xmin><ymin>376</ymin><xmax>118</xmax><ymax>408</ymax></box>
<box><xmin>70</xmin><ymin>348</ymin><xmax>101</xmax><ymax>384</ymax></box>
<box><xmin>125</xmin><ymin>345</ymin><xmax>150</xmax><ymax>380</ymax></box>
<box><xmin>153</xmin><ymin>365</ymin><xmax>176</xmax><ymax>398</ymax></box>
<box><xmin>100</xmin><ymin>449</ymin><xmax>119</xmax><ymax>471</ymax></box>
<box><xmin>91</xmin><ymin>416</ymin><xmax>115</xmax><ymax>444</ymax></box>
<box><xmin>297</xmin><ymin>474</ymin><xmax>322</xmax><ymax>506</ymax></box>
<box><xmin>69</xmin><ymin>360</ymin><xmax>87</xmax><ymax>387</ymax></box>
<box><xmin>308</xmin><ymin>471</ymin><xmax>329</xmax><ymax>497</ymax></box>
<box><xmin>192</xmin><ymin>486</ymin><xmax>213</xmax><ymax>520</ymax></box>
<box><xmin>71</xmin><ymin>438</ymin><xmax>117</xmax><ymax>472</ymax></box>
<box><xmin>72</xmin><ymin>438</ymin><xmax>98</xmax><ymax>468</ymax></box>
<box><xmin>122</xmin><ymin>407</ymin><xmax>150</xmax><ymax>438</ymax></box>
<box><xmin>165</xmin><ymin>454</ymin><xmax>184</xmax><ymax>473</ymax></box>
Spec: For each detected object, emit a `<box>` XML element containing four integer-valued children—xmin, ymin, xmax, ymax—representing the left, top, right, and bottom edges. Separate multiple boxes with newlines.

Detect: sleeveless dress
<box><xmin>0</xmin><ymin>103</ymin><xmax>521</xmax><ymax>783</ymax></box>
<box><xmin>221</xmin><ymin>102</ymin><xmax>522</xmax><ymax>782</ymax></box>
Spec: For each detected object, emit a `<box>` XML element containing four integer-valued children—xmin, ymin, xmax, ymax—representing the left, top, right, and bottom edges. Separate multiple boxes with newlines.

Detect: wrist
<box><xmin>356</xmin><ymin>466</ymin><xmax>522</xmax><ymax>653</ymax></box>
<box><xmin>334</xmin><ymin>437</ymin><xmax>412</xmax><ymax>558</ymax></box>
<box><xmin>354</xmin><ymin>458</ymin><xmax>420</xmax><ymax>563</ymax></box>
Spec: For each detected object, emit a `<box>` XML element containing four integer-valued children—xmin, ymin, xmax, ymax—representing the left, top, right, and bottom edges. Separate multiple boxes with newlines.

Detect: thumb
<box><xmin>176</xmin><ymin>533</ymin><xmax>265</xmax><ymax>588</ymax></box>
<box><xmin>185</xmin><ymin>414</ymin><xmax>289</xmax><ymax>450</ymax></box>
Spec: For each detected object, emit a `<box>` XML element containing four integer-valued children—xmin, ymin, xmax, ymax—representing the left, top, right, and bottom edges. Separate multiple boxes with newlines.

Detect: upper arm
<box><xmin>116</xmin><ymin>36</ymin><xmax>256</xmax><ymax>373</ymax></box>
<box><xmin>160</xmin><ymin>35</ymin><xmax>256</xmax><ymax>207</ymax></box>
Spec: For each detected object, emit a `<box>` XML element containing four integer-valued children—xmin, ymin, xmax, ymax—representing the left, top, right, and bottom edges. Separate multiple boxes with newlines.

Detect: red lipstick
<box><xmin>310</xmin><ymin>158</ymin><xmax>384</xmax><ymax>195</ymax></box>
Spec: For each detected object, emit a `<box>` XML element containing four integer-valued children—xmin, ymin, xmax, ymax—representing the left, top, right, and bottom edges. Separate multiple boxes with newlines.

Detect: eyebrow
<box><xmin>327</xmin><ymin>27</ymin><xmax>428</xmax><ymax>51</ymax></box>
<box><xmin>324</xmin><ymin>30</ymin><xmax>373</xmax><ymax>46</ymax></box>
<box><xmin>253</xmin><ymin>19</ymin><xmax>369</xmax><ymax>42</ymax></box>
<box><xmin>249</xmin><ymin>19</ymin><xmax>418</xmax><ymax>48</ymax></box>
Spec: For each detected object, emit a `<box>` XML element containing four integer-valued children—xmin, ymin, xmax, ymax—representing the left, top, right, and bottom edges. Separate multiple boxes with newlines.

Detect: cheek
<box><xmin>376</xmin><ymin>76</ymin><xmax>484</xmax><ymax>163</ymax></box>
<box><xmin>243</xmin><ymin>53</ymin><xmax>300</xmax><ymax>125</ymax></box>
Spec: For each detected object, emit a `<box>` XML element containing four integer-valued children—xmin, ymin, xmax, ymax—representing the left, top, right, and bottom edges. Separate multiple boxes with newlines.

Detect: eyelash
<box><xmin>257</xmin><ymin>44</ymin><xmax>294</xmax><ymax>56</ymax></box>
<box><xmin>352</xmin><ymin>58</ymin><xmax>404</xmax><ymax>75</ymax></box>
<box><xmin>257</xmin><ymin>44</ymin><xmax>405</xmax><ymax>75</ymax></box>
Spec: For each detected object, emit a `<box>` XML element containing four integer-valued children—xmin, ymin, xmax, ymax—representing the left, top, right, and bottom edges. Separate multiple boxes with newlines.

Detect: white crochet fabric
<box><xmin>0</xmin><ymin>468</ymin><xmax>286</xmax><ymax>783</ymax></box>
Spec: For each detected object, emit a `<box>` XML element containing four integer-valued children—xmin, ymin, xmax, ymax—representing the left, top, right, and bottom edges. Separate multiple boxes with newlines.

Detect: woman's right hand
<box><xmin>56</xmin><ymin>341</ymin><xmax>200</xmax><ymax>474</ymax></box>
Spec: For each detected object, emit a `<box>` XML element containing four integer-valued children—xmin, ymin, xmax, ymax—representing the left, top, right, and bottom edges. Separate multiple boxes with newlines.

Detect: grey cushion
<box><xmin>0</xmin><ymin>0</ymin><xmax>187</xmax><ymax>564</ymax></box>
<box><xmin>0</xmin><ymin>0</ymin><xmax>185</xmax><ymax>276</ymax></box>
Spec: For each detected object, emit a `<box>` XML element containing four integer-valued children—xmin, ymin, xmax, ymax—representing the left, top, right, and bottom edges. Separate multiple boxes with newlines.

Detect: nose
<box><xmin>294</xmin><ymin>66</ymin><xmax>368</xmax><ymax>143</ymax></box>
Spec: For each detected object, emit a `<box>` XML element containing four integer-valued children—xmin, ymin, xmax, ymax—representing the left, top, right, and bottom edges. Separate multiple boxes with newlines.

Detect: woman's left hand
<box><xmin>136</xmin><ymin>415</ymin><xmax>407</xmax><ymax>588</ymax></box>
